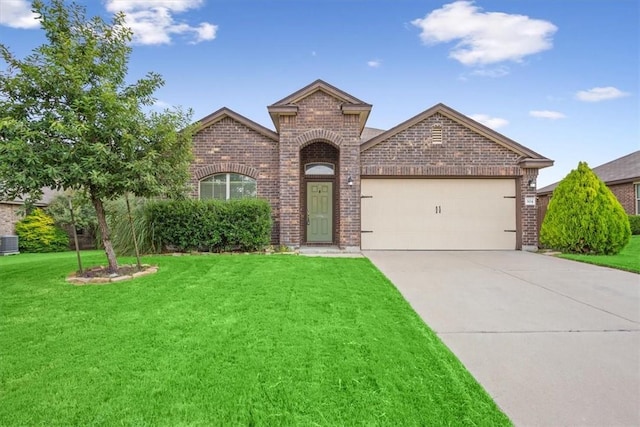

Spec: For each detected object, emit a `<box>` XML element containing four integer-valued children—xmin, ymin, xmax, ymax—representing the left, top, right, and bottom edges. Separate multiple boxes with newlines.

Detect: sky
<box><xmin>1</xmin><ymin>0</ymin><xmax>638</xmax><ymax>187</ymax></box>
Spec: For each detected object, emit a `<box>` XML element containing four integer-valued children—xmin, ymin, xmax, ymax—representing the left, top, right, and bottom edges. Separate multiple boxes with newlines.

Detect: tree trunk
<box><xmin>91</xmin><ymin>195</ymin><xmax>118</xmax><ymax>273</ymax></box>
<box><xmin>68</xmin><ymin>196</ymin><xmax>83</xmax><ymax>274</ymax></box>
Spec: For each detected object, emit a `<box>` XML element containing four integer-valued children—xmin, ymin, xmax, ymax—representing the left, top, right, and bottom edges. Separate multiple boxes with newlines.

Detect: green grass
<box><xmin>559</xmin><ymin>235</ymin><xmax>640</xmax><ymax>273</ymax></box>
<box><xmin>0</xmin><ymin>251</ymin><xmax>510</xmax><ymax>426</ymax></box>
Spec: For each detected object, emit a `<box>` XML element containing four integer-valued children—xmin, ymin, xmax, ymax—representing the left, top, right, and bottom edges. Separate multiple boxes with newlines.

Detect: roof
<box><xmin>361</xmin><ymin>103</ymin><xmax>553</xmax><ymax>168</ymax></box>
<box><xmin>360</xmin><ymin>127</ymin><xmax>386</xmax><ymax>143</ymax></box>
<box><xmin>1</xmin><ymin>187</ymin><xmax>60</xmax><ymax>206</ymax></box>
<box><xmin>538</xmin><ymin>150</ymin><xmax>640</xmax><ymax>195</ymax></box>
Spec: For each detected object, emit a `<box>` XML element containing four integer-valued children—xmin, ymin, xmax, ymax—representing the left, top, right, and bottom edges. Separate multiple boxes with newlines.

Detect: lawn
<box><xmin>559</xmin><ymin>235</ymin><xmax>640</xmax><ymax>273</ymax></box>
<box><xmin>0</xmin><ymin>251</ymin><xmax>509</xmax><ymax>426</ymax></box>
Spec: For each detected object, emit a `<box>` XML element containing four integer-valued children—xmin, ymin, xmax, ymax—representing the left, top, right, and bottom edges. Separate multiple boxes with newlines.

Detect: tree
<box><xmin>540</xmin><ymin>162</ymin><xmax>631</xmax><ymax>254</ymax></box>
<box><xmin>0</xmin><ymin>0</ymin><xmax>194</xmax><ymax>272</ymax></box>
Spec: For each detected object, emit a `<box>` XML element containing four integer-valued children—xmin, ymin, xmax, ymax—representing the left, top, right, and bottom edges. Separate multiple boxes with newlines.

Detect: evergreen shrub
<box><xmin>540</xmin><ymin>162</ymin><xmax>631</xmax><ymax>254</ymax></box>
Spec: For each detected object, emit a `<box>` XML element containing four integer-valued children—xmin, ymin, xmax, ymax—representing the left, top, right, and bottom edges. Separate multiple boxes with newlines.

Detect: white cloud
<box><xmin>0</xmin><ymin>0</ymin><xmax>39</xmax><ymax>29</ymax></box>
<box><xmin>367</xmin><ymin>59</ymin><xmax>382</xmax><ymax>68</ymax></box>
<box><xmin>575</xmin><ymin>86</ymin><xmax>630</xmax><ymax>102</ymax></box>
<box><xmin>470</xmin><ymin>66</ymin><xmax>510</xmax><ymax>78</ymax></box>
<box><xmin>530</xmin><ymin>110</ymin><xmax>566</xmax><ymax>119</ymax></box>
<box><xmin>469</xmin><ymin>114</ymin><xmax>508</xmax><ymax>129</ymax></box>
<box><xmin>411</xmin><ymin>1</ymin><xmax>557</xmax><ymax>66</ymax></box>
<box><xmin>105</xmin><ymin>0</ymin><xmax>217</xmax><ymax>45</ymax></box>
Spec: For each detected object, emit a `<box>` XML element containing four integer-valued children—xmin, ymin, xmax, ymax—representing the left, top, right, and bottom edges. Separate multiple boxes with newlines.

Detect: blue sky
<box><xmin>1</xmin><ymin>0</ymin><xmax>638</xmax><ymax>187</ymax></box>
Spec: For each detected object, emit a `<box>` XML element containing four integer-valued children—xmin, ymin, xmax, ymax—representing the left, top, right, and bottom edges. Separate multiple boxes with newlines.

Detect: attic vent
<box><xmin>431</xmin><ymin>124</ymin><xmax>443</xmax><ymax>144</ymax></box>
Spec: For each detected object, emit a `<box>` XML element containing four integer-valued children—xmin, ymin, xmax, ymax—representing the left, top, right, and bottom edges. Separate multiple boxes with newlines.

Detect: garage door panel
<box><xmin>361</xmin><ymin>179</ymin><xmax>516</xmax><ymax>250</ymax></box>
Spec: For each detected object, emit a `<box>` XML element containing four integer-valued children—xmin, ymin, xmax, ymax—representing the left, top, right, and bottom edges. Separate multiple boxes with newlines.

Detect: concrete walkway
<box><xmin>364</xmin><ymin>251</ymin><xmax>640</xmax><ymax>426</ymax></box>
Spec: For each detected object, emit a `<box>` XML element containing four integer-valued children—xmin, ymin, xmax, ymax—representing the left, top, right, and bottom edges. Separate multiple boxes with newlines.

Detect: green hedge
<box><xmin>15</xmin><ymin>208</ymin><xmax>69</xmax><ymax>253</ymax></box>
<box><xmin>146</xmin><ymin>199</ymin><xmax>272</xmax><ymax>252</ymax></box>
<box><xmin>629</xmin><ymin>215</ymin><xmax>640</xmax><ymax>235</ymax></box>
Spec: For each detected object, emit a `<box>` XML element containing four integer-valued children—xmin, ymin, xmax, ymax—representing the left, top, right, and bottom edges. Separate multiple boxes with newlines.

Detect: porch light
<box><xmin>347</xmin><ymin>176</ymin><xmax>354</xmax><ymax>186</ymax></box>
<box><xmin>528</xmin><ymin>179</ymin><xmax>536</xmax><ymax>189</ymax></box>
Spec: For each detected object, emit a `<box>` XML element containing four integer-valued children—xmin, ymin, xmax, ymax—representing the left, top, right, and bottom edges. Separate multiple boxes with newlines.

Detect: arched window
<box><xmin>200</xmin><ymin>173</ymin><xmax>257</xmax><ymax>200</ymax></box>
<box><xmin>305</xmin><ymin>162</ymin><xmax>335</xmax><ymax>175</ymax></box>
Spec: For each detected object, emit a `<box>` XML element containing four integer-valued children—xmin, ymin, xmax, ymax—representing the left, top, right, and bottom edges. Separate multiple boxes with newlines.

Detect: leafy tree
<box><xmin>0</xmin><ymin>0</ymin><xmax>194</xmax><ymax>272</ymax></box>
<box><xmin>540</xmin><ymin>162</ymin><xmax>631</xmax><ymax>254</ymax></box>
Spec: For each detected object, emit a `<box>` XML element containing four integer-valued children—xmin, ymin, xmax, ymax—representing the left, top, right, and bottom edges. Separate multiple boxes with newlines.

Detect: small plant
<box><xmin>540</xmin><ymin>162</ymin><xmax>631</xmax><ymax>255</ymax></box>
<box><xmin>15</xmin><ymin>208</ymin><xmax>69</xmax><ymax>253</ymax></box>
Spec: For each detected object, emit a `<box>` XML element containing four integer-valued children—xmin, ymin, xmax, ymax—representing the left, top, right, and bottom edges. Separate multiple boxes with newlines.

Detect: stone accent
<box><xmin>190</xmin><ymin>116</ymin><xmax>280</xmax><ymax>242</ymax></box>
<box><xmin>0</xmin><ymin>203</ymin><xmax>21</xmax><ymax>236</ymax></box>
<box><xmin>66</xmin><ymin>265</ymin><xmax>158</xmax><ymax>285</ymax></box>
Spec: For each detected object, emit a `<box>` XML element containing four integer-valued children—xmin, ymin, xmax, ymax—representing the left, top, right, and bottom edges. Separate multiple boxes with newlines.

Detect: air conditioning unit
<box><xmin>0</xmin><ymin>235</ymin><xmax>19</xmax><ymax>255</ymax></box>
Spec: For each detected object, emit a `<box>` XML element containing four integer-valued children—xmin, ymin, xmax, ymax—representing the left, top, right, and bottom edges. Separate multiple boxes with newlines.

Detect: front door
<box><xmin>306</xmin><ymin>182</ymin><xmax>333</xmax><ymax>243</ymax></box>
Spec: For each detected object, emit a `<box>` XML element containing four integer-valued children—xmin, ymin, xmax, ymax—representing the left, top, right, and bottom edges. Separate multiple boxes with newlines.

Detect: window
<box><xmin>431</xmin><ymin>124</ymin><xmax>443</xmax><ymax>144</ymax></box>
<box><xmin>636</xmin><ymin>183</ymin><xmax>640</xmax><ymax>214</ymax></box>
<box><xmin>305</xmin><ymin>163</ymin><xmax>335</xmax><ymax>175</ymax></box>
<box><xmin>200</xmin><ymin>173</ymin><xmax>256</xmax><ymax>200</ymax></box>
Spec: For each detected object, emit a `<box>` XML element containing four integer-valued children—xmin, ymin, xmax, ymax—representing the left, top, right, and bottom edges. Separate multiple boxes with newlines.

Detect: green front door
<box><xmin>307</xmin><ymin>182</ymin><xmax>333</xmax><ymax>243</ymax></box>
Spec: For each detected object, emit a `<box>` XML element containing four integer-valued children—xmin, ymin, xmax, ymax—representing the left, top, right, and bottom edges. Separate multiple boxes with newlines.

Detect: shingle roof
<box><xmin>537</xmin><ymin>150</ymin><xmax>640</xmax><ymax>194</ymax></box>
<box><xmin>360</xmin><ymin>127</ymin><xmax>386</xmax><ymax>143</ymax></box>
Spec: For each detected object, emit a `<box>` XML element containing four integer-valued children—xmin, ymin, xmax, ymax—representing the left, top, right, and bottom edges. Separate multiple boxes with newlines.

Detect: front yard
<box><xmin>559</xmin><ymin>235</ymin><xmax>640</xmax><ymax>273</ymax></box>
<box><xmin>0</xmin><ymin>252</ymin><xmax>509</xmax><ymax>425</ymax></box>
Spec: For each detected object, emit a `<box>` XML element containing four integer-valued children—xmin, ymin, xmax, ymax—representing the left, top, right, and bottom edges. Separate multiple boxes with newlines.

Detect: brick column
<box><xmin>520</xmin><ymin>168</ymin><xmax>539</xmax><ymax>251</ymax></box>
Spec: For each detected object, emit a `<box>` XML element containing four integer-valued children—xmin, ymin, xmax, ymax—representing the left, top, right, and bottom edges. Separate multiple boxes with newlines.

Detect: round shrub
<box><xmin>15</xmin><ymin>208</ymin><xmax>69</xmax><ymax>253</ymax></box>
<box><xmin>540</xmin><ymin>162</ymin><xmax>631</xmax><ymax>254</ymax></box>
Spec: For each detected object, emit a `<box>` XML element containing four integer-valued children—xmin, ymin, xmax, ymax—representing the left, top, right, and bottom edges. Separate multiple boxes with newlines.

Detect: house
<box><xmin>537</xmin><ymin>150</ymin><xmax>640</xmax><ymax>234</ymax></box>
<box><xmin>190</xmin><ymin>80</ymin><xmax>553</xmax><ymax>251</ymax></box>
<box><xmin>0</xmin><ymin>188</ymin><xmax>59</xmax><ymax>235</ymax></box>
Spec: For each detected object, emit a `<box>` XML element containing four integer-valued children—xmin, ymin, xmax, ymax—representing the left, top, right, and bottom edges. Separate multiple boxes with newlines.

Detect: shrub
<box><xmin>629</xmin><ymin>215</ymin><xmax>640</xmax><ymax>235</ymax></box>
<box><xmin>146</xmin><ymin>199</ymin><xmax>271</xmax><ymax>252</ymax></box>
<box><xmin>15</xmin><ymin>208</ymin><xmax>69</xmax><ymax>253</ymax></box>
<box><xmin>540</xmin><ymin>162</ymin><xmax>631</xmax><ymax>254</ymax></box>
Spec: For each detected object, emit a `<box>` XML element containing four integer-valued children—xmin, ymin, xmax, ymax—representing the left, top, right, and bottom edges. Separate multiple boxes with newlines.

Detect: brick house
<box><xmin>537</xmin><ymin>151</ymin><xmax>640</xmax><ymax>235</ymax></box>
<box><xmin>190</xmin><ymin>80</ymin><xmax>553</xmax><ymax>251</ymax></box>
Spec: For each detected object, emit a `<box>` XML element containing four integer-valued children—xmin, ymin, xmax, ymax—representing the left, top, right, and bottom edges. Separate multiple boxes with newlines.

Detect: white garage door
<box><xmin>361</xmin><ymin>179</ymin><xmax>516</xmax><ymax>250</ymax></box>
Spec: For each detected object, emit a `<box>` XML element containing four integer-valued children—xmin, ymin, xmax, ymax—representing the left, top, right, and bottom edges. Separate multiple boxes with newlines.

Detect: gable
<box><xmin>361</xmin><ymin>103</ymin><xmax>551</xmax><ymax>167</ymax></box>
<box><xmin>267</xmin><ymin>79</ymin><xmax>372</xmax><ymax>134</ymax></box>
<box><xmin>196</xmin><ymin>107</ymin><xmax>278</xmax><ymax>141</ymax></box>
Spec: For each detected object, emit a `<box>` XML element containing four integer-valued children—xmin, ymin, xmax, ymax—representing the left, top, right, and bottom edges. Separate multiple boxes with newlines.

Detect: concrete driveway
<box><xmin>364</xmin><ymin>251</ymin><xmax>640</xmax><ymax>426</ymax></box>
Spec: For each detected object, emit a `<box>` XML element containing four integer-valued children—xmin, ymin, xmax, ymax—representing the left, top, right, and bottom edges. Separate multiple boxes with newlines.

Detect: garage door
<box><xmin>361</xmin><ymin>179</ymin><xmax>516</xmax><ymax>250</ymax></box>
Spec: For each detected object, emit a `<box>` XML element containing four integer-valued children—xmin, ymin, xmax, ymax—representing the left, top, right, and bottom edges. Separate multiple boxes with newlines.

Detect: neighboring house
<box><xmin>537</xmin><ymin>150</ymin><xmax>640</xmax><ymax>235</ymax></box>
<box><xmin>190</xmin><ymin>80</ymin><xmax>553</xmax><ymax>251</ymax></box>
<box><xmin>0</xmin><ymin>187</ymin><xmax>59</xmax><ymax>235</ymax></box>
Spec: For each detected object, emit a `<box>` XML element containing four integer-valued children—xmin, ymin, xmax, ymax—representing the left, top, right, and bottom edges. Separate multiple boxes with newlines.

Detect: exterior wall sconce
<box><xmin>347</xmin><ymin>176</ymin><xmax>354</xmax><ymax>186</ymax></box>
<box><xmin>528</xmin><ymin>179</ymin><xmax>536</xmax><ymax>189</ymax></box>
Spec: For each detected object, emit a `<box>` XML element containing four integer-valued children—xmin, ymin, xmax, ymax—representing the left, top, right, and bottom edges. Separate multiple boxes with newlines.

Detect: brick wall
<box><xmin>361</xmin><ymin>112</ymin><xmax>540</xmax><ymax>249</ymax></box>
<box><xmin>190</xmin><ymin>117</ymin><xmax>280</xmax><ymax>242</ymax></box>
<box><xmin>277</xmin><ymin>91</ymin><xmax>362</xmax><ymax>248</ymax></box>
<box><xmin>609</xmin><ymin>182</ymin><xmax>637</xmax><ymax>215</ymax></box>
<box><xmin>0</xmin><ymin>203</ymin><xmax>20</xmax><ymax>235</ymax></box>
